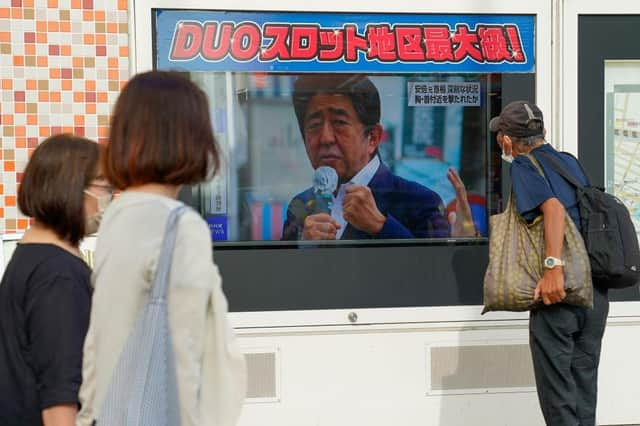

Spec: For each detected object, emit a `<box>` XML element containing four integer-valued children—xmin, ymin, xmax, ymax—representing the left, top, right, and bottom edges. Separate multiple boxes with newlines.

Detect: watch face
<box><xmin>545</xmin><ymin>258</ymin><xmax>553</xmax><ymax>267</ymax></box>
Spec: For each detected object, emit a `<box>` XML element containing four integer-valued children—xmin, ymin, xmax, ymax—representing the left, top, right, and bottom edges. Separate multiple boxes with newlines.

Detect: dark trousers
<box><xmin>529</xmin><ymin>286</ymin><xmax>609</xmax><ymax>426</ymax></box>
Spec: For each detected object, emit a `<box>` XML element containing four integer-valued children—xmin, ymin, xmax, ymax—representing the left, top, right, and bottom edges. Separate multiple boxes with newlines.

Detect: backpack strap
<box><xmin>536</xmin><ymin>151</ymin><xmax>586</xmax><ymax>190</ymax></box>
<box><xmin>151</xmin><ymin>205</ymin><xmax>188</xmax><ymax>302</ymax></box>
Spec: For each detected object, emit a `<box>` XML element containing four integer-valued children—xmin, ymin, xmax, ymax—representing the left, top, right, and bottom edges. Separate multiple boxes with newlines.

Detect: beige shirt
<box><xmin>77</xmin><ymin>191</ymin><xmax>246</xmax><ymax>426</ymax></box>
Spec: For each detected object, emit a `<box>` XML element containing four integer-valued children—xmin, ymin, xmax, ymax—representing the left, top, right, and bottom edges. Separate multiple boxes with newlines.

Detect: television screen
<box><xmin>185</xmin><ymin>71</ymin><xmax>500</xmax><ymax>244</ymax></box>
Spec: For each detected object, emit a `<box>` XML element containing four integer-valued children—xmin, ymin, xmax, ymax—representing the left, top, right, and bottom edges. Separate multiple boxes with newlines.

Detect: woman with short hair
<box><xmin>76</xmin><ymin>70</ymin><xmax>246</xmax><ymax>426</ymax></box>
<box><xmin>0</xmin><ymin>134</ymin><xmax>112</xmax><ymax>426</ymax></box>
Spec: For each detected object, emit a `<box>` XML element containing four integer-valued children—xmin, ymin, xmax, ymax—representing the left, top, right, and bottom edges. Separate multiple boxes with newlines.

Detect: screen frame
<box><xmin>132</xmin><ymin>0</ymin><xmax>553</xmax><ymax>327</ymax></box>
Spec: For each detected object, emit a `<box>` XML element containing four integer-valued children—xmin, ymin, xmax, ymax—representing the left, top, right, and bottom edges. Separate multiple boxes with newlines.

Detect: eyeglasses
<box><xmin>87</xmin><ymin>183</ymin><xmax>115</xmax><ymax>198</ymax></box>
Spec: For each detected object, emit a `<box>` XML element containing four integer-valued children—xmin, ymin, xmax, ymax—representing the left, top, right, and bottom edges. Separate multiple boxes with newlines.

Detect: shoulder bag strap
<box><xmin>536</xmin><ymin>151</ymin><xmax>586</xmax><ymax>190</ymax></box>
<box><xmin>151</xmin><ymin>205</ymin><xmax>188</xmax><ymax>302</ymax></box>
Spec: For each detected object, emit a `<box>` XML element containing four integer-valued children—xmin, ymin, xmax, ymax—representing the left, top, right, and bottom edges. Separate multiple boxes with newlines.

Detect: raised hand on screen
<box><xmin>447</xmin><ymin>168</ymin><xmax>477</xmax><ymax>237</ymax></box>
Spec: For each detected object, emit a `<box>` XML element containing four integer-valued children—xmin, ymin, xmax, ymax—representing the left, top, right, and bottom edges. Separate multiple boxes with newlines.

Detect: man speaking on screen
<box><xmin>281</xmin><ymin>74</ymin><xmax>477</xmax><ymax>241</ymax></box>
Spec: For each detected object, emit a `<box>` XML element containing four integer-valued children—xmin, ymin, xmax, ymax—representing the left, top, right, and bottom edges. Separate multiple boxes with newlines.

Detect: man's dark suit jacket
<box><xmin>281</xmin><ymin>162</ymin><xmax>450</xmax><ymax>240</ymax></box>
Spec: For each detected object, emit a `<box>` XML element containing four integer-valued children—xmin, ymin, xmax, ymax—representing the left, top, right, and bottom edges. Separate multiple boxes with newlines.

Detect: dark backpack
<box><xmin>539</xmin><ymin>151</ymin><xmax>640</xmax><ymax>289</ymax></box>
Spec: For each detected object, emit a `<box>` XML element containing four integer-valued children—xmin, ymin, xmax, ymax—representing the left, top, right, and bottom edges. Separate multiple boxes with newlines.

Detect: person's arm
<box><xmin>447</xmin><ymin>168</ymin><xmax>477</xmax><ymax>237</ymax></box>
<box><xmin>42</xmin><ymin>404</ymin><xmax>77</xmax><ymax>426</ymax></box>
<box><xmin>169</xmin><ymin>212</ymin><xmax>246</xmax><ymax>426</ymax></box>
<box><xmin>75</xmin><ymin>311</ymin><xmax>96</xmax><ymax>426</ymax></box>
<box><xmin>534</xmin><ymin>197</ymin><xmax>567</xmax><ymax>305</ymax></box>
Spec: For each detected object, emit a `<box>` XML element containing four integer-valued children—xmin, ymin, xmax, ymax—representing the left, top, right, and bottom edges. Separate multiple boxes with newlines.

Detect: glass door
<box><xmin>578</xmin><ymin>15</ymin><xmax>640</xmax><ymax>301</ymax></box>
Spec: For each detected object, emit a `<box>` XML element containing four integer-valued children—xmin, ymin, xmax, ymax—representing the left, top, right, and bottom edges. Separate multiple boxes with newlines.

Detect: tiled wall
<box><xmin>0</xmin><ymin>0</ymin><xmax>129</xmax><ymax>234</ymax></box>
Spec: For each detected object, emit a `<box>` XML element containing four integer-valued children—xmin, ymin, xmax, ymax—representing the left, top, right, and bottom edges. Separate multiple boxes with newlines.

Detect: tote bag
<box><xmin>482</xmin><ymin>155</ymin><xmax>593</xmax><ymax>313</ymax></box>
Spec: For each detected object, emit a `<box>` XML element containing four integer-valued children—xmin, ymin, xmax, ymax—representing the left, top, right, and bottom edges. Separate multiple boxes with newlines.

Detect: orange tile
<box><xmin>23</xmin><ymin>0</ymin><xmax>33</xmax><ymax>6</ymax></box>
<box><xmin>83</xmin><ymin>10</ymin><xmax>92</xmax><ymax>20</ymax></box>
<box><xmin>107</xmin><ymin>23</ymin><xmax>117</xmax><ymax>33</ymax></box>
<box><xmin>0</xmin><ymin>9</ymin><xmax>9</xmax><ymax>18</ymax></box>
<box><xmin>0</xmin><ymin>208</ymin><xmax>4</xmax><ymax>219</ymax></box>
<box><xmin>0</xmin><ymin>32</ymin><xmax>10</xmax><ymax>42</ymax></box>
<box><xmin>95</xmin><ymin>10</ymin><xmax>105</xmax><ymax>20</ymax></box>
<box><xmin>14</xmin><ymin>138</ymin><xmax>26</xmax><ymax>148</ymax></box>
<box><xmin>119</xmin><ymin>80</ymin><xmax>127</xmax><ymax>89</ymax></box>
<box><xmin>36</xmin><ymin>55</ymin><xmax>47</xmax><ymax>66</ymax></box>
<box><xmin>98</xmin><ymin>126</ymin><xmax>109</xmax><ymax>137</ymax></box>
<box><xmin>1</xmin><ymin>79</ymin><xmax>11</xmax><ymax>89</ymax></box>
<box><xmin>108</xmin><ymin>69</ymin><xmax>118</xmax><ymax>80</ymax></box>
<box><xmin>49</xmin><ymin>68</ymin><xmax>60</xmax><ymax>78</ymax></box>
<box><xmin>60</xmin><ymin>22</ymin><xmax>71</xmax><ymax>32</ymax></box>
<box><xmin>36</xmin><ymin>21</ymin><xmax>46</xmax><ymax>32</ymax></box>
<box><xmin>74</xmin><ymin>114</ymin><xmax>84</xmax><ymax>125</ymax></box>
<box><xmin>15</xmin><ymin>103</ymin><xmax>25</xmax><ymax>113</ymax></box>
<box><xmin>4</xmin><ymin>161</ymin><xmax>15</xmax><ymax>172</ymax></box>
<box><xmin>62</xmin><ymin>126</ymin><xmax>72</xmax><ymax>133</ymax></box>
<box><xmin>13</xmin><ymin>55</ymin><xmax>24</xmax><ymax>66</ymax></box>
<box><xmin>26</xmin><ymin>79</ymin><xmax>36</xmax><ymax>90</ymax></box>
<box><xmin>25</xmin><ymin>44</ymin><xmax>35</xmax><ymax>55</ymax></box>
<box><xmin>38</xmin><ymin>91</ymin><xmax>49</xmax><ymax>102</ymax></box>
<box><xmin>61</xmin><ymin>80</ymin><xmax>72</xmax><ymax>90</ymax></box>
<box><xmin>15</xmin><ymin>126</ymin><xmax>26</xmax><ymax>137</ymax></box>
<box><xmin>18</xmin><ymin>219</ymin><xmax>30</xmax><ymax>229</ymax></box>
<box><xmin>47</xmin><ymin>0</ymin><xmax>58</xmax><ymax>7</ymax></box>
<box><xmin>27</xmin><ymin>114</ymin><xmax>37</xmax><ymax>125</ymax></box>
<box><xmin>86</xmin><ymin>103</ymin><xmax>96</xmax><ymax>114</ymax></box>
<box><xmin>60</xmin><ymin>45</ymin><xmax>71</xmax><ymax>56</ymax></box>
<box><xmin>11</xmin><ymin>8</ymin><xmax>22</xmax><ymax>19</ymax></box>
<box><xmin>0</xmin><ymin>183</ymin><xmax>3</xmax><ymax>194</ymax></box>
<box><xmin>73</xmin><ymin>92</ymin><xmax>84</xmax><ymax>102</ymax></box>
<box><xmin>71</xmin><ymin>0</ymin><xmax>80</xmax><ymax>8</ymax></box>
<box><xmin>118</xmin><ymin>0</ymin><xmax>126</xmax><ymax>10</ymax></box>
<box><xmin>1</xmin><ymin>114</ymin><xmax>13</xmax><ymax>124</ymax></box>
<box><xmin>85</xmin><ymin>80</ymin><xmax>96</xmax><ymax>91</ymax></box>
<box><xmin>36</xmin><ymin>33</ymin><xmax>46</xmax><ymax>43</ymax></box>
<box><xmin>83</xmin><ymin>34</ymin><xmax>94</xmax><ymax>44</ymax></box>
<box><xmin>107</xmin><ymin>57</ymin><xmax>118</xmax><ymax>68</ymax></box>
<box><xmin>39</xmin><ymin>126</ymin><xmax>48</xmax><ymax>137</ymax></box>
<box><xmin>119</xmin><ymin>46</ymin><xmax>128</xmax><ymax>57</ymax></box>
<box><xmin>95</xmin><ymin>34</ymin><xmax>106</xmax><ymax>44</ymax></box>
<box><xmin>50</xmin><ymin>92</ymin><xmax>61</xmax><ymax>102</ymax></box>
<box><xmin>5</xmin><ymin>195</ymin><xmax>16</xmax><ymax>206</ymax></box>
<box><xmin>97</xmin><ymin>91</ymin><xmax>107</xmax><ymax>102</ymax></box>
<box><xmin>72</xmin><ymin>56</ymin><xmax>83</xmax><ymax>67</ymax></box>
<box><xmin>47</xmin><ymin>22</ymin><xmax>59</xmax><ymax>32</ymax></box>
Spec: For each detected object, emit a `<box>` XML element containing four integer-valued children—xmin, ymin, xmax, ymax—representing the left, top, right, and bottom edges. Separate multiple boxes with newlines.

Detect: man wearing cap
<box><xmin>282</xmin><ymin>73</ymin><xmax>477</xmax><ymax>241</ymax></box>
<box><xmin>490</xmin><ymin>101</ymin><xmax>609</xmax><ymax>426</ymax></box>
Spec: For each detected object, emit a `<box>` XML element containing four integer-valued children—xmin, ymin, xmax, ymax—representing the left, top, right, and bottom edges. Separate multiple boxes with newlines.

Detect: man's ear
<box><xmin>367</xmin><ymin>123</ymin><xmax>384</xmax><ymax>153</ymax></box>
<box><xmin>502</xmin><ymin>134</ymin><xmax>514</xmax><ymax>155</ymax></box>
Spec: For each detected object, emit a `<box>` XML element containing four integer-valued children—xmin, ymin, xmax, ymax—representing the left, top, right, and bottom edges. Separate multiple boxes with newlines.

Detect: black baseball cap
<box><xmin>489</xmin><ymin>100</ymin><xmax>544</xmax><ymax>138</ymax></box>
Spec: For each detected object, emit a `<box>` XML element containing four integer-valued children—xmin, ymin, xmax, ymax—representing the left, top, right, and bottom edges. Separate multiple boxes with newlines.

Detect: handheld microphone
<box><xmin>312</xmin><ymin>166</ymin><xmax>338</xmax><ymax>214</ymax></box>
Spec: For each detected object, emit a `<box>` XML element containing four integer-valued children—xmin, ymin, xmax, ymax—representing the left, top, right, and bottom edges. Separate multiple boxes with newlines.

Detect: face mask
<box><xmin>84</xmin><ymin>190</ymin><xmax>112</xmax><ymax>234</ymax></box>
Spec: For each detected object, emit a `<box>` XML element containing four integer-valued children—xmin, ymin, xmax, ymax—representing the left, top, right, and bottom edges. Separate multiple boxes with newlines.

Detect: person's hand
<box><xmin>303</xmin><ymin>213</ymin><xmax>341</xmax><ymax>240</ymax></box>
<box><xmin>534</xmin><ymin>268</ymin><xmax>566</xmax><ymax>305</ymax></box>
<box><xmin>343</xmin><ymin>185</ymin><xmax>386</xmax><ymax>235</ymax></box>
<box><xmin>447</xmin><ymin>168</ymin><xmax>477</xmax><ymax>237</ymax></box>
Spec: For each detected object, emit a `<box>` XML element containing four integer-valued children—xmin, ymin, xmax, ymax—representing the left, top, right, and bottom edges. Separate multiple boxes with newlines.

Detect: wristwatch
<box><xmin>543</xmin><ymin>256</ymin><xmax>565</xmax><ymax>269</ymax></box>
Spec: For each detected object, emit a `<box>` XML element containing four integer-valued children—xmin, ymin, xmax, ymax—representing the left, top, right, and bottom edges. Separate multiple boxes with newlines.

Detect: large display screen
<box><xmin>184</xmin><ymin>71</ymin><xmax>499</xmax><ymax>244</ymax></box>
<box><xmin>154</xmin><ymin>11</ymin><xmax>535</xmax><ymax>245</ymax></box>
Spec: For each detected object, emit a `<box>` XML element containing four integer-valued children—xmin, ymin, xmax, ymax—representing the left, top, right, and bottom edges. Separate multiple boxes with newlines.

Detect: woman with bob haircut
<box><xmin>0</xmin><ymin>134</ymin><xmax>112</xmax><ymax>426</ymax></box>
<box><xmin>76</xmin><ymin>70</ymin><xmax>247</xmax><ymax>426</ymax></box>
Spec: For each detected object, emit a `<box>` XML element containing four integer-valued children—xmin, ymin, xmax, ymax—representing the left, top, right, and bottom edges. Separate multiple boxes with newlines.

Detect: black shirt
<box><xmin>0</xmin><ymin>244</ymin><xmax>91</xmax><ymax>426</ymax></box>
